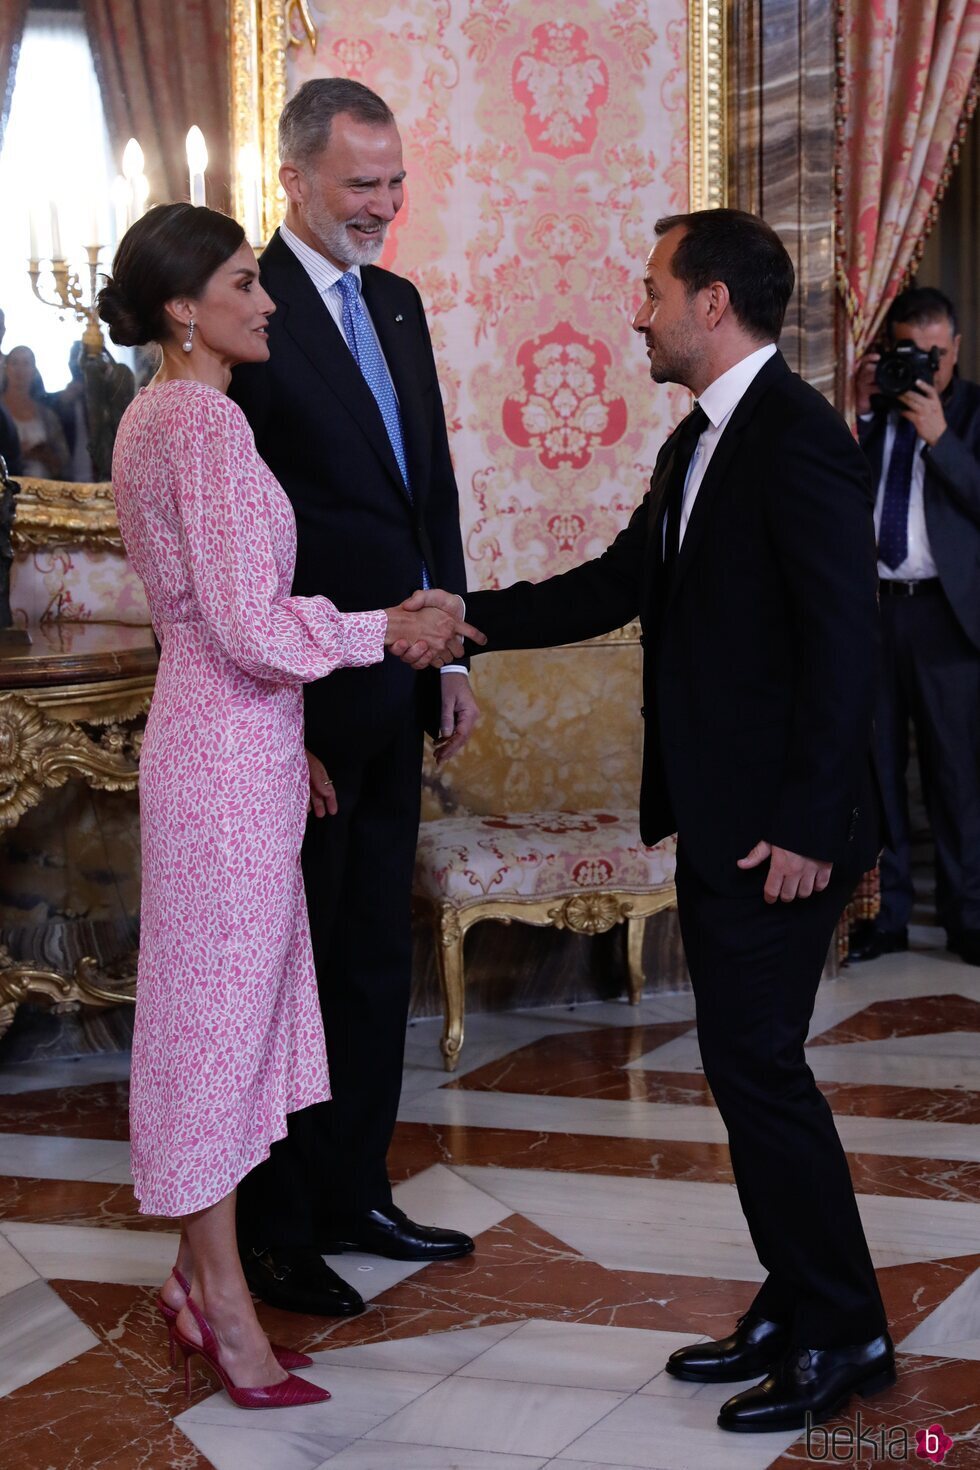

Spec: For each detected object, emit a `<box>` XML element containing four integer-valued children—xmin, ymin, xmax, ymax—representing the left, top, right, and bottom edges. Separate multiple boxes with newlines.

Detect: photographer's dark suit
<box><xmin>229</xmin><ymin>230</ymin><xmax>467</xmax><ymax>1246</ymax></box>
<box><xmin>467</xmin><ymin>351</ymin><xmax>887</xmax><ymax>1347</ymax></box>
<box><xmin>859</xmin><ymin>377</ymin><xmax>980</xmax><ymax>941</ymax></box>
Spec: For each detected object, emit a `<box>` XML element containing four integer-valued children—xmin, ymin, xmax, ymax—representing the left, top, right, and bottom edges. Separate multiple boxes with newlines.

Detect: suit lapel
<box><xmin>668</xmin><ymin>352</ymin><xmax>790</xmax><ymax>602</ymax></box>
<box><xmin>260</xmin><ymin>233</ymin><xmax>408</xmax><ymax>499</ymax></box>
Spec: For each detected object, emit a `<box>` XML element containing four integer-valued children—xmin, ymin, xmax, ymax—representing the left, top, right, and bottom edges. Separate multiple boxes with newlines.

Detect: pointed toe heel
<box><xmin>174</xmin><ymin>1297</ymin><xmax>329</xmax><ymax>1409</ymax></box>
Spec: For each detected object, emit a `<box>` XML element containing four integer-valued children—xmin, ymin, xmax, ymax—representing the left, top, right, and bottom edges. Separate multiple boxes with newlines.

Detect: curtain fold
<box><xmin>81</xmin><ymin>0</ymin><xmax>229</xmax><ymax>209</ymax></box>
<box><xmin>0</xmin><ymin>0</ymin><xmax>30</xmax><ymax>151</ymax></box>
<box><xmin>835</xmin><ymin>0</ymin><xmax>980</xmax><ymax>404</ymax></box>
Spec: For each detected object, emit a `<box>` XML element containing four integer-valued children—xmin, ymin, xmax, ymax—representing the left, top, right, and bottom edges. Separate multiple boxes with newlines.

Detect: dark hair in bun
<box><xmin>97</xmin><ymin>203</ymin><xmax>246</xmax><ymax>347</ymax></box>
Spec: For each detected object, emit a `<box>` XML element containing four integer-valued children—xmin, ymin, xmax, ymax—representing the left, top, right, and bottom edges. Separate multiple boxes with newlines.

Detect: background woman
<box><xmin>1</xmin><ymin>344</ymin><xmax>70</xmax><ymax>478</ymax></box>
<box><xmin>100</xmin><ymin>203</ymin><xmax>477</xmax><ymax>1409</ymax></box>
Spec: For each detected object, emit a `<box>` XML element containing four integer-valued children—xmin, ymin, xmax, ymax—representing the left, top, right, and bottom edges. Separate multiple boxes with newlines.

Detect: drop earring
<box><xmin>182</xmin><ymin>320</ymin><xmax>196</xmax><ymax>353</ymax></box>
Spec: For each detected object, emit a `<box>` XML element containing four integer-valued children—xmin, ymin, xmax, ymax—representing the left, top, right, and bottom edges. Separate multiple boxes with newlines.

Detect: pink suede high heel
<box><xmin>174</xmin><ymin>1293</ymin><xmax>330</xmax><ymax>1409</ymax></box>
<box><xmin>156</xmin><ymin>1267</ymin><xmax>313</xmax><ymax>1371</ymax></box>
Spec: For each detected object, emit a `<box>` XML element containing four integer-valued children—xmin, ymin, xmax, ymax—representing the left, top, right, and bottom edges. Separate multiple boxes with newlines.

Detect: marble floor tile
<box><xmin>392</xmin><ymin>1162</ymin><xmax>517</xmax><ymax>1239</ymax></box>
<box><xmin>323</xmin><ymin>1445</ymin><xmax>549</xmax><ymax>1469</ymax></box>
<box><xmin>455</xmin><ymin>1320</ymin><xmax>700</xmax><ymax>1392</ymax></box>
<box><xmin>407</xmin><ymin>1086</ymin><xmax>980</xmax><ymax>1163</ymax></box>
<box><xmin>0</xmin><ymin>1132</ymin><xmax>133</xmax><ymax>1182</ymax></box>
<box><xmin>178</xmin><ymin>1362</ymin><xmax>443</xmax><ymax>1438</ymax></box>
<box><xmin>899</xmin><ymin>1265</ymin><xmax>980</xmax><ymax>1360</ymax></box>
<box><xmin>314</xmin><ymin>1321</ymin><xmax>525</xmax><ymax>1372</ymax></box>
<box><xmin>554</xmin><ymin>1388</ymin><xmax>800</xmax><ymax>1469</ymax></box>
<box><xmin>0</xmin><ymin>1051</ymin><xmax>133</xmax><ymax>1096</ymax></box>
<box><xmin>811</xmin><ymin>992</ymin><xmax>980</xmax><ymax>1044</ymax></box>
<box><xmin>0</xmin><ymin>1277</ymin><xmax>98</xmax><ymax>1398</ymax></box>
<box><xmin>0</xmin><ymin>1233</ymin><xmax>37</xmax><ymax>1300</ymax></box>
<box><xmin>451</xmin><ymin>1168</ymin><xmax>980</xmax><ymax>1273</ymax></box>
<box><xmin>177</xmin><ymin>1417</ymin><xmax>355</xmax><ymax>1470</ymax></box>
<box><xmin>0</xmin><ymin>1079</ymin><xmax>130</xmax><ymax>1140</ymax></box>
<box><xmin>364</xmin><ymin>1376</ymin><xmax>628</xmax><ymax>1458</ymax></box>
<box><xmin>1</xmin><ymin>1221</ymin><xmax>178</xmax><ymax>1284</ymax></box>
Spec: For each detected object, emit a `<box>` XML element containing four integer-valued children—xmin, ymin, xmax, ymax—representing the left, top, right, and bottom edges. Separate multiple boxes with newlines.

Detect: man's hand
<box><xmin>305</xmin><ymin>747</ymin><xmax>338</xmax><ymax>818</ymax></box>
<box><xmin>737</xmin><ymin>840</ymin><xmax>833</xmax><ymax>904</ymax></box>
<box><xmin>899</xmin><ymin>380</ymin><xmax>947</xmax><ymax>447</ymax></box>
<box><xmin>383</xmin><ymin>593</ymin><xmax>486</xmax><ymax>671</ymax></box>
<box><xmin>434</xmin><ymin>670</ymin><xmax>479</xmax><ymax>763</ymax></box>
<box><xmin>854</xmin><ymin>351</ymin><xmax>880</xmax><ymax>417</ymax></box>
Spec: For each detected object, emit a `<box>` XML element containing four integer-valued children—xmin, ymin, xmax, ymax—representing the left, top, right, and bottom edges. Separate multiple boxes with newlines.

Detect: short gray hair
<box><xmin>278</xmin><ymin>79</ymin><xmax>395</xmax><ymax>166</ymax></box>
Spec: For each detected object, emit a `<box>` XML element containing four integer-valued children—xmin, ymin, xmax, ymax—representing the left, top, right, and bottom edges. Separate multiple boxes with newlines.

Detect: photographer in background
<box><xmin>851</xmin><ymin>288</ymin><xmax>980</xmax><ymax>966</ymax></box>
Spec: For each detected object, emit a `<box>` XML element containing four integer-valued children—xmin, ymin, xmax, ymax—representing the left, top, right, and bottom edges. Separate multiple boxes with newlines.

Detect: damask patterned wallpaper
<box><xmin>290</xmin><ymin>0</ymin><xmax>690</xmax><ymax>589</ymax></box>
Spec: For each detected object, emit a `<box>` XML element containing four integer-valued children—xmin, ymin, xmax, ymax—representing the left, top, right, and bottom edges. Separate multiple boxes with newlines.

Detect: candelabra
<box><xmin>28</xmin><ymin>244</ymin><xmax>107</xmax><ymax>359</ymax></box>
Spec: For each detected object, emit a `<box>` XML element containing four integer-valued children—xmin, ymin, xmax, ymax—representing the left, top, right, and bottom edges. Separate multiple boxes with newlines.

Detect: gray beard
<box><xmin>306</xmin><ymin>202</ymin><xmax>386</xmax><ymax>268</ymax></box>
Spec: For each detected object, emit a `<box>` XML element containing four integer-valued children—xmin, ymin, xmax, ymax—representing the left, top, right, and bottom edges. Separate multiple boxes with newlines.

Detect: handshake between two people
<box><xmin>383</xmin><ymin>587</ymin><xmax>486</xmax><ymax>670</ymax></box>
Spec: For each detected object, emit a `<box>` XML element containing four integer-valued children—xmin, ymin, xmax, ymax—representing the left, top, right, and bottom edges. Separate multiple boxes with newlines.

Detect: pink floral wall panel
<box><xmin>290</xmin><ymin>0</ymin><xmax>690</xmax><ymax>589</ymax></box>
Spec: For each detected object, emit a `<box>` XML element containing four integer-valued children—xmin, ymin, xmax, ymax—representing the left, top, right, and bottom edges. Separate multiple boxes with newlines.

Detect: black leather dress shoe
<box><xmin>665</xmin><ymin>1312</ymin><xmax>789</xmax><ymax>1383</ymax></box>
<box><xmin>317</xmin><ymin>1205</ymin><xmax>475</xmax><ymax>1262</ymax></box>
<box><xmin>718</xmin><ymin>1334</ymin><xmax>896</xmax><ymax>1432</ymax></box>
<box><xmin>242</xmin><ymin>1245</ymin><xmax>365</xmax><ymax>1316</ymax></box>
<box><xmin>847</xmin><ymin>925</ymin><xmax>907</xmax><ymax>963</ymax></box>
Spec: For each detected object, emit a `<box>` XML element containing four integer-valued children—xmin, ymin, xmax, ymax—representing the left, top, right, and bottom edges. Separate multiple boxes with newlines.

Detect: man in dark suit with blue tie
<box><xmin>230</xmin><ymin>78</ymin><xmax>478</xmax><ymax>1316</ymax></box>
<box><xmin>850</xmin><ymin>288</ymin><xmax>980</xmax><ymax>966</ymax></box>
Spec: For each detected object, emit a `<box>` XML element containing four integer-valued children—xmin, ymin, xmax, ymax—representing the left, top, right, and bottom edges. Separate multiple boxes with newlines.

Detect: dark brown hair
<box><xmin>97</xmin><ymin>203</ymin><xmax>245</xmax><ymax>347</ymax></box>
<box><xmin>654</xmin><ymin>208</ymin><xmax>795</xmax><ymax>341</ymax></box>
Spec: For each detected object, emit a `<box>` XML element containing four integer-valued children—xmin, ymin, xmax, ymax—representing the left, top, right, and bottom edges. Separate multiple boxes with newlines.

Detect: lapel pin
<box><xmin>394</xmin><ymin>313</ymin><xmax>404</xmax><ymax>322</ymax></box>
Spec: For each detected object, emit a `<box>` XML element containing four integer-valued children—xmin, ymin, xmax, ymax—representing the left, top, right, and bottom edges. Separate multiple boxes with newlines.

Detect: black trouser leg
<box><xmin>899</xmin><ymin>595</ymin><xmax>980</xmax><ymax>935</ymax></box>
<box><xmin>306</xmin><ymin>717</ymin><xmax>424</xmax><ymax>1219</ymax></box>
<box><xmin>875</xmin><ymin>601</ymin><xmax>914</xmax><ymax>933</ymax></box>
<box><xmin>236</xmin><ymin>716</ymin><xmax>423</xmax><ymax>1250</ymax></box>
<box><xmin>675</xmin><ymin>847</ymin><xmax>887</xmax><ymax>1349</ymax></box>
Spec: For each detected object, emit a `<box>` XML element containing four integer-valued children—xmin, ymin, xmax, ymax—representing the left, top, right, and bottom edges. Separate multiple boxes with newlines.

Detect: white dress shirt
<box><xmin>859</xmin><ymin>413</ymin><xmax>937</xmax><ymax>581</ymax></box>
<box><xmin>678</xmin><ymin>342</ymin><xmax>778</xmax><ymax>545</ymax></box>
<box><xmin>278</xmin><ymin>223</ymin><xmax>468</xmax><ymax>677</ymax></box>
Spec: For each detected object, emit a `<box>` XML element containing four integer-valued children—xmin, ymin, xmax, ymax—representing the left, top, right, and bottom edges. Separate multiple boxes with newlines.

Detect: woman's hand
<box><xmin>383</xmin><ymin>597</ymin><xmax>486</xmax><ymax>670</ymax></box>
<box><xmin>305</xmin><ymin>747</ymin><xmax>338</xmax><ymax>818</ymax></box>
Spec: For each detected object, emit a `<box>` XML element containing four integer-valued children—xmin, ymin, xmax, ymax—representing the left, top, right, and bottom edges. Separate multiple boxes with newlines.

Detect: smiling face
<box><xmin>167</xmin><ymin>242</ymin><xmax>275</xmax><ymax>368</ymax></box>
<box><xmin>281</xmin><ymin>113</ymin><xmax>405</xmax><ymax>269</ymax></box>
<box><xmin>631</xmin><ymin>227</ymin><xmax>703</xmax><ymax>391</ymax></box>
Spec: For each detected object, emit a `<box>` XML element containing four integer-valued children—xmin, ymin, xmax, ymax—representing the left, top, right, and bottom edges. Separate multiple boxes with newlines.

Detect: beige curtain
<box><xmin>0</xmin><ymin>0</ymin><xmax>29</xmax><ymax>150</ymax></box>
<box><xmin>836</xmin><ymin>1</ymin><xmax>980</xmax><ymax>413</ymax></box>
<box><xmin>82</xmin><ymin>0</ymin><xmax>230</xmax><ymax>208</ymax></box>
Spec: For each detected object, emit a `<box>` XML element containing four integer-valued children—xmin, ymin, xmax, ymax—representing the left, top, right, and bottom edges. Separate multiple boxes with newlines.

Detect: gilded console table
<box><xmin>0</xmin><ymin>621</ymin><xmax>156</xmax><ymax>1037</ymax></box>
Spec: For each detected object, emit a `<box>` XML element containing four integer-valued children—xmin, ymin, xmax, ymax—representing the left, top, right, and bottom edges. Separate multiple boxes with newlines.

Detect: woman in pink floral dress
<box><xmin>100</xmin><ymin>203</ymin><xmax>477</xmax><ymax>1408</ymax></box>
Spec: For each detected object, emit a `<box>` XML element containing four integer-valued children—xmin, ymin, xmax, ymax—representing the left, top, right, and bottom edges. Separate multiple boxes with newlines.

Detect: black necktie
<box><xmin>661</xmin><ymin>403</ymin><xmax>709</xmax><ymax>583</ymax></box>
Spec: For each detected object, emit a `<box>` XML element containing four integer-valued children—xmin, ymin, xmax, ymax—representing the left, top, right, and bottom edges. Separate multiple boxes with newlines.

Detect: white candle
<box><xmin>122</xmin><ymin>138</ymin><xmax>145</xmax><ymax>228</ymax></box>
<box><xmin>186</xmin><ymin>126</ymin><xmax>208</xmax><ymax>208</ymax></box>
<box><xmin>238</xmin><ymin>143</ymin><xmax>261</xmax><ymax>245</ymax></box>
<box><xmin>111</xmin><ymin>175</ymin><xmax>129</xmax><ymax>244</ymax></box>
<box><xmin>134</xmin><ymin>173</ymin><xmax>150</xmax><ymax>219</ymax></box>
<box><xmin>49</xmin><ymin>201</ymin><xmax>63</xmax><ymax>260</ymax></box>
<box><xmin>28</xmin><ymin>206</ymin><xmax>38</xmax><ymax>262</ymax></box>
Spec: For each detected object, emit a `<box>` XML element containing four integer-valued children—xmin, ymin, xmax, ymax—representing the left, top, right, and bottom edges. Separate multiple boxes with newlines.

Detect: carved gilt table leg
<box><xmin>626</xmin><ymin>913</ymin><xmax>648</xmax><ymax>1006</ymax></box>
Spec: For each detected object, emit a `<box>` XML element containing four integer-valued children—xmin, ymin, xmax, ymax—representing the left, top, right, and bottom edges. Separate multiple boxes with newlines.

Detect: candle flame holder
<box><xmin>28</xmin><ymin>245</ymin><xmax>107</xmax><ymax>358</ymax></box>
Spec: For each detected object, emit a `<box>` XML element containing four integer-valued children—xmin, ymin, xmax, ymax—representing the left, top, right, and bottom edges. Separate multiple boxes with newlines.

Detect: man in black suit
<box><xmin>415</xmin><ymin>210</ymin><xmax>893</xmax><ymax>1431</ymax></box>
<box><xmin>849</xmin><ymin>288</ymin><xmax>980</xmax><ymax>966</ymax></box>
<box><xmin>230</xmin><ymin>79</ymin><xmax>479</xmax><ymax>1317</ymax></box>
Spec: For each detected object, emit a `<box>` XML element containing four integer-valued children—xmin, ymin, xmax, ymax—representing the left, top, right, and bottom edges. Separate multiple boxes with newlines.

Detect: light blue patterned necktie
<box><xmin>334</xmin><ymin>271</ymin><xmax>429</xmax><ymax>588</ymax></box>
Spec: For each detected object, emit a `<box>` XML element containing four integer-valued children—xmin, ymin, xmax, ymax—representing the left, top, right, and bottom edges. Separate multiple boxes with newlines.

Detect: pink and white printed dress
<box><xmin>112</xmin><ymin>380</ymin><xmax>387</xmax><ymax>1217</ymax></box>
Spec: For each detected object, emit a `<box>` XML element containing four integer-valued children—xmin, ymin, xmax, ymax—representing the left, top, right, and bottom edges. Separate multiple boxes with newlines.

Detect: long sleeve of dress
<box><xmin>170</xmin><ymin>386</ymin><xmax>387</xmax><ymax>684</ymax></box>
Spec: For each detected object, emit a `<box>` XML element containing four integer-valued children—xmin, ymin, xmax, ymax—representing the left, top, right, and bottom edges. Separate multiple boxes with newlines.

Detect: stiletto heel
<box><xmin>159</xmin><ymin>1265</ymin><xmax>314</xmax><ymax>1370</ymax></box>
<box><xmin>173</xmin><ymin>1296</ymin><xmax>330</xmax><ymax>1409</ymax></box>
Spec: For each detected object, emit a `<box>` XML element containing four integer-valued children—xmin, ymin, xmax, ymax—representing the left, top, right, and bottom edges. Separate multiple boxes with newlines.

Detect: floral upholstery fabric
<box><xmin>414</xmin><ymin>811</ymin><xmax>676</xmax><ymax>907</ymax></box>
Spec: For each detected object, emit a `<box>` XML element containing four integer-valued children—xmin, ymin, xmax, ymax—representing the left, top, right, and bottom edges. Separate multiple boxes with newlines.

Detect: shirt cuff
<box><xmin>440</xmin><ymin>665</ymin><xmax>469</xmax><ymax>677</ymax></box>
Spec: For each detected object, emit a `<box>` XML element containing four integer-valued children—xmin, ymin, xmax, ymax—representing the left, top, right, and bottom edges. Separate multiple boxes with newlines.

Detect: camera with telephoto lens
<box><xmin>871</xmin><ymin>341</ymin><xmax>941</xmax><ymax>413</ymax></box>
